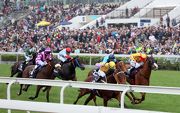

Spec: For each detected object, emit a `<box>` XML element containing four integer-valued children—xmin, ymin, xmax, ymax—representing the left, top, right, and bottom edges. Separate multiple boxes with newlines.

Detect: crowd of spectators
<box><xmin>0</xmin><ymin>2</ymin><xmax>179</xmax><ymax>55</ymax></box>
<box><xmin>0</xmin><ymin>23</ymin><xmax>179</xmax><ymax>55</ymax></box>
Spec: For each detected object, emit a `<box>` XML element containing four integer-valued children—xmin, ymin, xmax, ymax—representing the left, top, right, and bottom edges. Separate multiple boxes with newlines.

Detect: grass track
<box><xmin>0</xmin><ymin>64</ymin><xmax>180</xmax><ymax>113</ymax></box>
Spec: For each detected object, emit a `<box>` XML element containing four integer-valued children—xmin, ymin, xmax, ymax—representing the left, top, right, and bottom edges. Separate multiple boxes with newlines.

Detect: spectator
<box><xmin>166</xmin><ymin>14</ymin><xmax>170</xmax><ymax>27</ymax></box>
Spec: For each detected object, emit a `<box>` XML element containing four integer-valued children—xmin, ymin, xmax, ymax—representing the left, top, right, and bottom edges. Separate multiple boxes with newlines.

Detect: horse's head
<box><xmin>116</xmin><ymin>60</ymin><xmax>127</xmax><ymax>72</ymax></box>
<box><xmin>147</xmin><ymin>55</ymin><xmax>158</xmax><ymax>70</ymax></box>
<box><xmin>72</xmin><ymin>56</ymin><xmax>85</xmax><ymax>70</ymax></box>
<box><xmin>113</xmin><ymin>61</ymin><xmax>127</xmax><ymax>84</ymax></box>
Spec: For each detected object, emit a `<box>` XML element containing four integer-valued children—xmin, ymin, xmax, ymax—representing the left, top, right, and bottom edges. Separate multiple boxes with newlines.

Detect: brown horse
<box><xmin>17</xmin><ymin>59</ymin><xmax>57</xmax><ymax>102</ymax></box>
<box><xmin>73</xmin><ymin>61</ymin><xmax>127</xmax><ymax>106</ymax></box>
<box><xmin>125</xmin><ymin>55</ymin><xmax>158</xmax><ymax>104</ymax></box>
<box><xmin>17</xmin><ymin>56</ymin><xmax>85</xmax><ymax>102</ymax></box>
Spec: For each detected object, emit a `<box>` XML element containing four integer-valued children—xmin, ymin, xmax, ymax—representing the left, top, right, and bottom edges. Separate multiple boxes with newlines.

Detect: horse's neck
<box><xmin>141</xmin><ymin>60</ymin><xmax>152</xmax><ymax>79</ymax></box>
<box><xmin>62</xmin><ymin>62</ymin><xmax>75</xmax><ymax>72</ymax></box>
<box><xmin>117</xmin><ymin>62</ymin><xmax>127</xmax><ymax>72</ymax></box>
<box><xmin>107</xmin><ymin>75</ymin><xmax>116</xmax><ymax>84</ymax></box>
<box><xmin>46</xmin><ymin>63</ymin><xmax>54</xmax><ymax>73</ymax></box>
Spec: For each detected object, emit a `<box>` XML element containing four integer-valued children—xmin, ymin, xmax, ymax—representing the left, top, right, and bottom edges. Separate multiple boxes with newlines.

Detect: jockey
<box><xmin>95</xmin><ymin>53</ymin><xmax>117</xmax><ymax>69</ymax></box>
<box><xmin>29</xmin><ymin>47</ymin><xmax>52</xmax><ymax>78</ymax></box>
<box><xmin>102</xmin><ymin>53</ymin><xmax>117</xmax><ymax>63</ymax></box>
<box><xmin>18</xmin><ymin>42</ymin><xmax>36</xmax><ymax>71</ymax></box>
<box><xmin>126</xmin><ymin>52</ymin><xmax>147</xmax><ymax>75</ymax></box>
<box><xmin>57</xmin><ymin>47</ymin><xmax>72</xmax><ymax>66</ymax></box>
<box><xmin>93</xmin><ymin>61</ymin><xmax>116</xmax><ymax>82</ymax></box>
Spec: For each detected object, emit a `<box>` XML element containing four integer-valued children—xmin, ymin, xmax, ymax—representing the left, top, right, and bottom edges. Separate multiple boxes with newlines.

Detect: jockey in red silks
<box><xmin>30</xmin><ymin>47</ymin><xmax>52</xmax><ymax>78</ymax></box>
<box><xmin>57</xmin><ymin>47</ymin><xmax>72</xmax><ymax>66</ymax></box>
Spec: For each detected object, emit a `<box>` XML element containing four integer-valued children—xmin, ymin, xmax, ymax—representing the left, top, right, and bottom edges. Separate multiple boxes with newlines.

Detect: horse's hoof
<box><xmin>134</xmin><ymin>100</ymin><xmax>141</xmax><ymax>104</ymax></box>
<box><xmin>29</xmin><ymin>97</ymin><xmax>35</xmax><ymax>100</ymax></box>
<box><xmin>17</xmin><ymin>93</ymin><xmax>21</xmax><ymax>96</ymax></box>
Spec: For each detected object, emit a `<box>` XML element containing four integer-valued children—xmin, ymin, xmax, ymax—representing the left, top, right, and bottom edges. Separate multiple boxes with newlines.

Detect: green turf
<box><xmin>0</xmin><ymin>64</ymin><xmax>180</xmax><ymax>113</ymax></box>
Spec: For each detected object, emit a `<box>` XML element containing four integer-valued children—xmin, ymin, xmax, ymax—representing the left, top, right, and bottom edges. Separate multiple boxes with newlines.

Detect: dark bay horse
<box><xmin>17</xmin><ymin>56</ymin><xmax>85</xmax><ymax>102</ymax></box>
<box><xmin>56</xmin><ymin>56</ymin><xmax>85</xmax><ymax>81</ymax></box>
<box><xmin>18</xmin><ymin>59</ymin><xmax>57</xmax><ymax>102</ymax></box>
<box><xmin>126</xmin><ymin>56</ymin><xmax>158</xmax><ymax>104</ymax></box>
<box><xmin>10</xmin><ymin>53</ymin><xmax>36</xmax><ymax>78</ymax></box>
<box><xmin>73</xmin><ymin>61</ymin><xmax>127</xmax><ymax>106</ymax></box>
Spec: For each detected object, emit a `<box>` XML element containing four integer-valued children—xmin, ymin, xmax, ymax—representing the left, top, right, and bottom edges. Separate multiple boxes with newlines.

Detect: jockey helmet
<box><xmin>109</xmin><ymin>54</ymin><xmax>115</xmax><ymax>60</ymax></box>
<box><xmin>109</xmin><ymin>61</ymin><xmax>116</xmax><ymax>69</ymax></box>
<box><xmin>44</xmin><ymin>47</ymin><xmax>51</xmax><ymax>54</ymax></box>
<box><xmin>140</xmin><ymin>53</ymin><xmax>147</xmax><ymax>61</ymax></box>
<box><xmin>66</xmin><ymin>47</ymin><xmax>71</xmax><ymax>53</ymax></box>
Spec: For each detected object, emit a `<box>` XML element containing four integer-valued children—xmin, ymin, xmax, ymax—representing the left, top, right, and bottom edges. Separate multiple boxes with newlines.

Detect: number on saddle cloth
<box><xmin>93</xmin><ymin>70</ymin><xmax>100</xmax><ymax>82</ymax></box>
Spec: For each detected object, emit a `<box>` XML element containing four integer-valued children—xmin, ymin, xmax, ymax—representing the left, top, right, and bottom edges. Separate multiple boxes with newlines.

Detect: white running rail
<box><xmin>0</xmin><ymin>77</ymin><xmax>180</xmax><ymax>113</ymax></box>
<box><xmin>0</xmin><ymin>52</ymin><xmax>179</xmax><ymax>65</ymax></box>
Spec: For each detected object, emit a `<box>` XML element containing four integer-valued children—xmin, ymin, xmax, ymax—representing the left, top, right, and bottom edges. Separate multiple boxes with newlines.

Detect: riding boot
<box><xmin>18</xmin><ymin>61</ymin><xmax>26</xmax><ymax>71</ymax></box>
<box><xmin>22</xmin><ymin>61</ymin><xmax>27</xmax><ymax>70</ymax></box>
<box><xmin>126</xmin><ymin>67</ymin><xmax>135</xmax><ymax>78</ymax></box>
<box><xmin>30</xmin><ymin>67</ymin><xmax>38</xmax><ymax>78</ymax></box>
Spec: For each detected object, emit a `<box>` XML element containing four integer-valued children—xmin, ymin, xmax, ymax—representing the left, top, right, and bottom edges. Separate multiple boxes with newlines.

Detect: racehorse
<box><xmin>56</xmin><ymin>56</ymin><xmax>85</xmax><ymax>81</ymax></box>
<box><xmin>125</xmin><ymin>55</ymin><xmax>158</xmax><ymax>104</ymax></box>
<box><xmin>17</xmin><ymin>56</ymin><xmax>85</xmax><ymax>102</ymax></box>
<box><xmin>10</xmin><ymin>53</ymin><xmax>36</xmax><ymax>78</ymax></box>
<box><xmin>73</xmin><ymin>61</ymin><xmax>127</xmax><ymax>106</ymax></box>
<box><xmin>17</xmin><ymin>59</ymin><xmax>57</xmax><ymax>102</ymax></box>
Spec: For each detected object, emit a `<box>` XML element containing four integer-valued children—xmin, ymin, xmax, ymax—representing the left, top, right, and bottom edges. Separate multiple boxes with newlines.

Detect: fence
<box><xmin>0</xmin><ymin>52</ymin><xmax>180</xmax><ymax>65</ymax></box>
<box><xmin>1</xmin><ymin>77</ymin><xmax>180</xmax><ymax>113</ymax></box>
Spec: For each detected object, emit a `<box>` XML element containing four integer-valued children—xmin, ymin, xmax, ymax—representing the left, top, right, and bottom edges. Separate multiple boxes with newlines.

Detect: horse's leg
<box><xmin>17</xmin><ymin>84</ymin><xmax>23</xmax><ymax>96</ymax></box>
<box><xmin>137</xmin><ymin>92</ymin><xmax>146</xmax><ymax>104</ymax></box>
<box><xmin>73</xmin><ymin>89</ymin><xmax>91</xmax><ymax>104</ymax></box>
<box><xmin>126</xmin><ymin>92</ymin><xmax>136</xmax><ymax>105</ymax></box>
<box><xmin>103</xmin><ymin>98</ymin><xmax>109</xmax><ymax>107</ymax></box>
<box><xmin>10</xmin><ymin>69</ymin><xmax>16</xmax><ymax>77</ymax></box>
<box><xmin>10</xmin><ymin>65</ymin><xmax>17</xmax><ymax>77</ymax></box>
<box><xmin>72</xmin><ymin>75</ymin><xmax>77</xmax><ymax>81</ymax></box>
<box><xmin>45</xmin><ymin>86</ymin><xmax>51</xmax><ymax>102</ymax></box>
<box><xmin>22</xmin><ymin>84</ymin><xmax>30</xmax><ymax>92</ymax></box>
<box><xmin>17</xmin><ymin>72</ymin><xmax>22</xmax><ymax>78</ymax></box>
<box><xmin>29</xmin><ymin>85</ymin><xmax>43</xmax><ymax>100</ymax></box>
<box><xmin>84</xmin><ymin>93</ymin><xmax>96</xmax><ymax>105</ymax></box>
<box><xmin>93</xmin><ymin>96</ymin><xmax>97</xmax><ymax>106</ymax></box>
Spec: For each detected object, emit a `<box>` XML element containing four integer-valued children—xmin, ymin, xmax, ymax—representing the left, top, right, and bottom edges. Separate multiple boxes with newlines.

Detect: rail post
<box><xmin>60</xmin><ymin>83</ymin><xmax>70</xmax><ymax>104</ymax></box>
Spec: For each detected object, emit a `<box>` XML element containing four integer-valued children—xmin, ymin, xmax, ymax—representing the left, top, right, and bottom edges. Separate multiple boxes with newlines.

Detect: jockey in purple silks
<box><xmin>29</xmin><ymin>47</ymin><xmax>52</xmax><ymax>78</ymax></box>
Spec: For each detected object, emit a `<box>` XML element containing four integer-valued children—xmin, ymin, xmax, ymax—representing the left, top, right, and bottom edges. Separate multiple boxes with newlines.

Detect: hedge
<box><xmin>1</xmin><ymin>54</ymin><xmax>180</xmax><ymax>71</ymax></box>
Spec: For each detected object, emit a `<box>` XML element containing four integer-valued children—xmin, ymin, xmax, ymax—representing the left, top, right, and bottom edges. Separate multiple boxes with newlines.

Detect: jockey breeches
<box><xmin>98</xmin><ymin>70</ymin><xmax>106</xmax><ymax>77</ymax></box>
<box><xmin>130</xmin><ymin>60</ymin><xmax>144</xmax><ymax>68</ymax></box>
<box><xmin>25</xmin><ymin>56</ymin><xmax>32</xmax><ymax>62</ymax></box>
<box><xmin>58</xmin><ymin>56</ymin><xmax>67</xmax><ymax>62</ymax></box>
